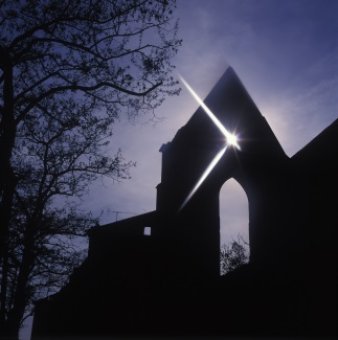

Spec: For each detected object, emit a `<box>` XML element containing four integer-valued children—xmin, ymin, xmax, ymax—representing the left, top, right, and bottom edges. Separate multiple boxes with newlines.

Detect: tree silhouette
<box><xmin>0</xmin><ymin>0</ymin><xmax>181</xmax><ymax>337</ymax></box>
<box><xmin>220</xmin><ymin>237</ymin><xmax>249</xmax><ymax>275</ymax></box>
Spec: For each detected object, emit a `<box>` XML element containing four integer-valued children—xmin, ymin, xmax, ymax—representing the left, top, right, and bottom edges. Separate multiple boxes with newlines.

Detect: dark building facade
<box><xmin>33</xmin><ymin>68</ymin><xmax>337</xmax><ymax>337</ymax></box>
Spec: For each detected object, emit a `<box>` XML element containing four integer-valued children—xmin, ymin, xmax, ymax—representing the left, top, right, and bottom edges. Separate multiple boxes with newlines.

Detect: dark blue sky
<box><xmin>82</xmin><ymin>0</ymin><xmax>338</xmax><ymax>243</ymax></box>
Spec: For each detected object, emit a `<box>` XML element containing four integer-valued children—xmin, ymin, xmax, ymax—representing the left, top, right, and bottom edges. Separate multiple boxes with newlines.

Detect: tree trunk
<box><xmin>0</xmin><ymin>47</ymin><xmax>16</xmax><ymax>265</ymax></box>
<box><xmin>3</xmin><ymin>230</ymin><xmax>35</xmax><ymax>340</ymax></box>
<box><xmin>0</xmin><ymin>47</ymin><xmax>18</xmax><ymax>338</ymax></box>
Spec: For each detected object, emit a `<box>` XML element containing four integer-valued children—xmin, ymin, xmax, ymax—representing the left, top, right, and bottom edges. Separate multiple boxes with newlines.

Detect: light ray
<box><xmin>180</xmin><ymin>146</ymin><xmax>228</xmax><ymax>211</ymax></box>
<box><xmin>179</xmin><ymin>75</ymin><xmax>240</xmax><ymax>150</ymax></box>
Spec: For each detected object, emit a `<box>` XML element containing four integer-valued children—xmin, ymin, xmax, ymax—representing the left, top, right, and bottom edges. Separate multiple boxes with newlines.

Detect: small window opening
<box><xmin>143</xmin><ymin>226</ymin><xmax>151</xmax><ymax>236</ymax></box>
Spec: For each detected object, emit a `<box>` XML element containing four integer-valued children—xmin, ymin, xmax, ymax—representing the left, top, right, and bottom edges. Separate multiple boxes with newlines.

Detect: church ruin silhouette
<box><xmin>32</xmin><ymin>67</ymin><xmax>337</xmax><ymax>337</ymax></box>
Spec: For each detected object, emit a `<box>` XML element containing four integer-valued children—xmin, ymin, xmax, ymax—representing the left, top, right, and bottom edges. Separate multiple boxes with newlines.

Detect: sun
<box><xmin>227</xmin><ymin>133</ymin><xmax>238</xmax><ymax>147</ymax></box>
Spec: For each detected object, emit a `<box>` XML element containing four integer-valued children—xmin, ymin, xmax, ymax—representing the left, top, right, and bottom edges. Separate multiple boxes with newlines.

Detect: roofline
<box><xmin>88</xmin><ymin>210</ymin><xmax>157</xmax><ymax>234</ymax></box>
<box><xmin>292</xmin><ymin>118</ymin><xmax>338</xmax><ymax>161</ymax></box>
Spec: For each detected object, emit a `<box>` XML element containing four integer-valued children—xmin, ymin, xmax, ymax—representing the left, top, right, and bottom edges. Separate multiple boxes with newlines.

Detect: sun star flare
<box><xmin>178</xmin><ymin>75</ymin><xmax>241</xmax><ymax>210</ymax></box>
<box><xmin>179</xmin><ymin>75</ymin><xmax>240</xmax><ymax>150</ymax></box>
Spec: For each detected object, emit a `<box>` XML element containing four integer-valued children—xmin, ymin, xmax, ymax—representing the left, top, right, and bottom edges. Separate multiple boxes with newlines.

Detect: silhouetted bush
<box><xmin>220</xmin><ymin>237</ymin><xmax>249</xmax><ymax>275</ymax></box>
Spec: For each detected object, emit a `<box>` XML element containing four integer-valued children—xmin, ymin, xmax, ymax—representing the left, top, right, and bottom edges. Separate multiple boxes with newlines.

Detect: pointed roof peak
<box><xmin>174</xmin><ymin>66</ymin><xmax>286</xmax><ymax>158</ymax></box>
<box><xmin>203</xmin><ymin>66</ymin><xmax>259</xmax><ymax>117</ymax></box>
